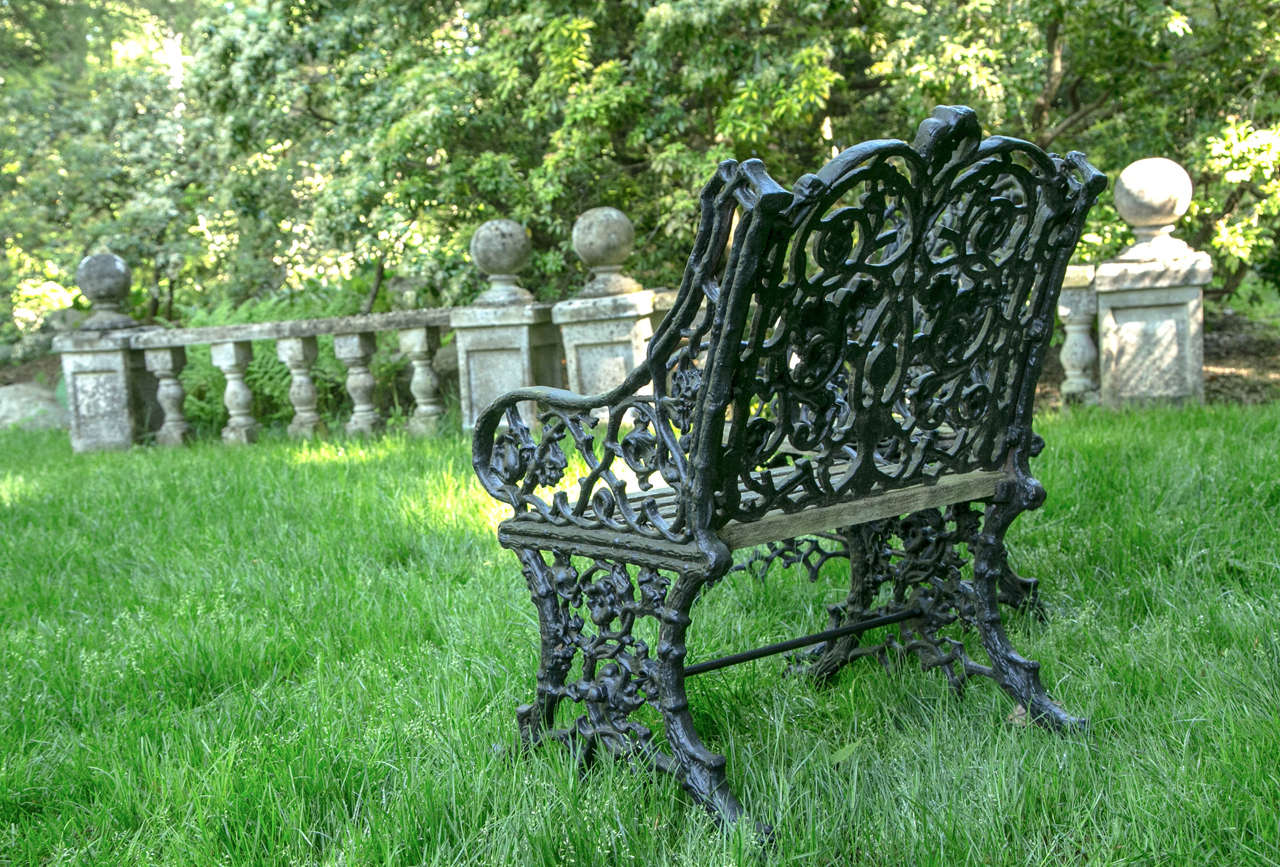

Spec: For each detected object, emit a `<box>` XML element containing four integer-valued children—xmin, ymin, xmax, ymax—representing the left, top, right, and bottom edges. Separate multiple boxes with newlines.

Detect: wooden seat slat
<box><xmin>505</xmin><ymin>467</ymin><xmax>1005</xmax><ymax>564</ymax></box>
<box><xmin>618</xmin><ymin>461</ymin><xmax>1004</xmax><ymax>550</ymax></box>
<box><xmin>718</xmin><ymin>469</ymin><xmax>1005</xmax><ymax>550</ymax></box>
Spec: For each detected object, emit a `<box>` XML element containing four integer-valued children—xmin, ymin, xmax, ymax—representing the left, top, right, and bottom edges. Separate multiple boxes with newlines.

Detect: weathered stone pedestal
<box><xmin>452</xmin><ymin>305</ymin><xmax>562</xmax><ymax>431</ymax></box>
<box><xmin>58</xmin><ymin>332</ymin><xmax>151</xmax><ymax>452</ymax></box>
<box><xmin>54</xmin><ymin>254</ymin><xmax>157</xmax><ymax>452</ymax></box>
<box><xmin>1095</xmin><ymin>157</ymin><xmax>1211</xmax><ymax>407</ymax></box>
<box><xmin>1096</xmin><ymin>257</ymin><xmax>1209</xmax><ymax>405</ymax></box>
<box><xmin>553</xmin><ymin>292</ymin><xmax>654</xmax><ymax>396</ymax></box>
<box><xmin>455</xmin><ymin>218</ymin><xmax>564</xmax><ymax>431</ymax></box>
<box><xmin>551</xmin><ymin>207</ymin><xmax>652</xmax><ymax>396</ymax></box>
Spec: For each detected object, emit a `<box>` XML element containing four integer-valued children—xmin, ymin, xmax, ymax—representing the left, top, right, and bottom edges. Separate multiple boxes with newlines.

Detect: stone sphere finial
<box><xmin>76</xmin><ymin>253</ymin><xmax>140</xmax><ymax>330</ymax></box>
<box><xmin>1114</xmin><ymin>158</ymin><xmax>1195</xmax><ymax>261</ymax></box>
<box><xmin>573</xmin><ymin>207</ymin><xmax>634</xmax><ymax>269</ymax></box>
<box><xmin>470</xmin><ymin>219</ymin><xmax>533</xmax><ymax>305</ymax></box>
<box><xmin>572</xmin><ymin>207</ymin><xmax>641</xmax><ymax>297</ymax></box>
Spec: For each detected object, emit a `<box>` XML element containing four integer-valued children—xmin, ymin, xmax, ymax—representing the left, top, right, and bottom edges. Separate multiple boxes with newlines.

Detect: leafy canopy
<box><xmin>3</xmin><ymin>0</ymin><xmax>1279</xmax><ymax>333</ymax></box>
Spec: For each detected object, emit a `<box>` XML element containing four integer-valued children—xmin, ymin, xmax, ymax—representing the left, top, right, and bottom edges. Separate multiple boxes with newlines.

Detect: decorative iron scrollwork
<box><xmin>513</xmin><ymin>546</ymin><xmax>743</xmax><ymax>822</ymax></box>
<box><xmin>475</xmin><ymin>107</ymin><xmax>1102</xmax><ymax>550</ymax></box>
<box><xmin>709</xmin><ymin>112</ymin><xmax>1103</xmax><ymax>528</ymax></box>
<box><xmin>473</xmin><ymin>106</ymin><xmax>1103</xmax><ymax>828</ymax></box>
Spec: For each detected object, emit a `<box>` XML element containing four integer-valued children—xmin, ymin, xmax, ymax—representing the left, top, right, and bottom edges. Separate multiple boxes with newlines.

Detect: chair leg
<box><xmin>509</xmin><ymin>546</ymin><xmax>748</xmax><ymax>826</ymax></box>
<box><xmin>752</xmin><ymin>514</ymin><xmax>1045</xmax><ymax>686</ymax></box>
<box><xmin>968</xmin><ymin>501</ymin><xmax>1086</xmax><ymax>732</ymax></box>
<box><xmin>657</xmin><ymin>565</ymin><xmax>746</xmax><ymax>827</ymax></box>
<box><xmin>807</xmin><ymin>521</ymin><xmax>896</xmax><ymax>684</ymax></box>
<box><xmin>792</xmin><ymin>503</ymin><xmax>1081</xmax><ymax>731</ymax></box>
<box><xmin>512</xmin><ymin>547</ymin><xmax>575</xmax><ymax>752</ymax></box>
<box><xmin>995</xmin><ymin>551</ymin><xmax>1043</xmax><ymax>615</ymax></box>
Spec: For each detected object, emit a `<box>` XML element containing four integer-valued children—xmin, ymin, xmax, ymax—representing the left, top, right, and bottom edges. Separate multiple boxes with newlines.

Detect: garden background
<box><xmin>3</xmin><ymin>0</ymin><xmax>1279</xmax><ymax>337</ymax></box>
<box><xmin>3</xmin><ymin>2</ymin><xmax>1280</xmax><ymax>863</ymax></box>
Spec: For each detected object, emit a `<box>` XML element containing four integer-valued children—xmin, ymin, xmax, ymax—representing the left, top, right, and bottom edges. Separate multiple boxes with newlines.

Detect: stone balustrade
<box><xmin>53</xmin><ymin>261</ymin><xmax>449</xmax><ymax>452</ymax></box>
<box><xmin>52</xmin><ymin>166</ymin><xmax>1210</xmax><ymax>453</ymax></box>
<box><xmin>453</xmin><ymin>208</ymin><xmax>671</xmax><ymax>430</ymax></box>
<box><xmin>1055</xmin><ymin>156</ymin><xmax>1211</xmax><ymax>406</ymax></box>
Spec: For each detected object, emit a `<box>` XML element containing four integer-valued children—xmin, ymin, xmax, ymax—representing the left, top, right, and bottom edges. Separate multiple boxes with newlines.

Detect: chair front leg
<box><xmin>510</xmin><ymin>544</ymin><xmax>751</xmax><ymax>827</ymax></box>
<box><xmin>967</xmin><ymin>500</ymin><xmax>1086</xmax><ymax>732</ymax></box>
<box><xmin>656</xmin><ymin>561</ymin><xmax>746</xmax><ymax>827</ymax></box>
<box><xmin>513</xmin><ymin>546</ymin><xmax>576</xmax><ymax>751</ymax></box>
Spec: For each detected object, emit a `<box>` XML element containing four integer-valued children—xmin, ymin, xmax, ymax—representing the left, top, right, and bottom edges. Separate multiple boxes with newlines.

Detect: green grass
<box><xmin>2</xmin><ymin>406</ymin><xmax>1279</xmax><ymax>865</ymax></box>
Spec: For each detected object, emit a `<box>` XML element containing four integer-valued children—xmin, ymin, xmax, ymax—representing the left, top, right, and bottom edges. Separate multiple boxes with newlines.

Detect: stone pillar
<box><xmin>55</xmin><ymin>254</ymin><xmax>148</xmax><ymax>452</ymax></box>
<box><xmin>210</xmin><ymin>340</ymin><xmax>259</xmax><ymax>444</ymax></box>
<box><xmin>334</xmin><ymin>332</ymin><xmax>384</xmax><ymax>436</ymax></box>
<box><xmin>1057</xmin><ymin>265</ymin><xmax>1099</xmax><ymax>405</ymax></box>
<box><xmin>453</xmin><ymin>219</ymin><xmax>562</xmax><ymax>431</ymax></box>
<box><xmin>552</xmin><ymin>208</ymin><xmax>653</xmax><ymax>397</ymax></box>
<box><xmin>1095</xmin><ymin>158</ymin><xmax>1211</xmax><ymax>406</ymax></box>
<box><xmin>398</xmin><ymin>327</ymin><xmax>443</xmax><ymax>435</ymax></box>
<box><xmin>276</xmin><ymin>336</ymin><xmax>323</xmax><ymax>438</ymax></box>
<box><xmin>144</xmin><ymin>347</ymin><xmax>190</xmax><ymax>445</ymax></box>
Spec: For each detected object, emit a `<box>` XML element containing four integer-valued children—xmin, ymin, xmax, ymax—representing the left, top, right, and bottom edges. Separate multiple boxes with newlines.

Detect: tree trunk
<box><xmin>360</xmin><ymin>254</ymin><xmax>386</xmax><ymax>315</ymax></box>
<box><xmin>164</xmin><ymin>275</ymin><xmax>176</xmax><ymax>322</ymax></box>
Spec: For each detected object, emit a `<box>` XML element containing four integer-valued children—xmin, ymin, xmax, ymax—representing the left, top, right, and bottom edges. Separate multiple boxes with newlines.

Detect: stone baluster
<box><xmin>334</xmin><ymin>332</ymin><xmax>383</xmax><ymax>435</ymax></box>
<box><xmin>276</xmin><ymin>336</ymin><xmax>323</xmax><ymax>438</ymax></box>
<box><xmin>553</xmin><ymin>207</ymin><xmax>653</xmax><ymax>398</ymax></box>
<box><xmin>1057</xmin><ymin>266</ymin><xmax>1099</xmax><ymax>405</ymax></box>
<box><xmin>143</xmin><ymin>347</ymin><xmax>190</xmax><ymax>445</ymax></box>
<box><xmin>1059</xmin><ymin>300</ymin><xmax>1099</xmax><ymax>403</ymax></box>
<box><xmin>398</xmin><ymin>327</ymin><xmax>443</xmax><ymax>435</ymax></box>
<box><xmin>210</xmin><ymin>341</ymin><xmax>258</xmax><ymax>443</ymax></box>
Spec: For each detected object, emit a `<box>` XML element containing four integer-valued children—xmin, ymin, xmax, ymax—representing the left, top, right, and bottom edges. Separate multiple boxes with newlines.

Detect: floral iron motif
<box><xmin>472</xmin><ymin>106</ymin><xmax>1105</xmax><ymax>829</ymax></box>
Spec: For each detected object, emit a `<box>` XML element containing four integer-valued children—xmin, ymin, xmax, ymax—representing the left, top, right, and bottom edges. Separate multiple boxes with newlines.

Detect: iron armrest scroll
<box><xmin>471</xmin><ymin>368</ymin><xmax>694</xmax><ymax>540</ymax></box>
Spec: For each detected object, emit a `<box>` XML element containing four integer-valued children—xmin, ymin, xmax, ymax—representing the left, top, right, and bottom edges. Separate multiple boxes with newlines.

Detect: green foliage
<box><xmin>3</xmin><ymin>405</ymin><xmax>1280</xmax><ymax>862</ymax></box>
<box><xmin>3</xmin><ymin>0</ymin><xmax>1280</xmax><ymax>335</ymax></box>
<box><xmin>1189</xmin><ymin>120</ymin><xmax>1280</xmax><ymax>295</ymax></box>
<box><xmin>1</xmin><ymin>3</ymin><xmax>220</xmax><ymax>332</ymax></box>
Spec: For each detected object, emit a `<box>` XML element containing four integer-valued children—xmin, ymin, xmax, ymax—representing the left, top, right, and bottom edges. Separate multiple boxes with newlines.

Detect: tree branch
<box><xmin>608</xmin><ymin>128</ymin><xmax>648</xmax><ymax>168</ymax></box>
<box><xmin>1190</xmin><ymin>182</ymin><xmax>1254</xmax><ymax>249</ymax></box>
<box><xmin>1035</xmin><ymin>96</ymin><xmax>1114</xmax><ymax>148</ymax></box>
<box><xmin>303</xmin><ymin>89</ymin><xmax>338</xmax><ymax>126</ymax></box>
<box><xmin>359</xmin><ymin>253</ymin><xmax>386</xmax><ymax>315</ymax></box>
<box><xmin>1031</xmin><ymin>18</ymin><xmax>1065</xmax><ymax>135</ymax></box>
<box><xmin>1204</xmin><ymin>263</ymin><xmax>1248</xmax><ymax>299</ymax></box>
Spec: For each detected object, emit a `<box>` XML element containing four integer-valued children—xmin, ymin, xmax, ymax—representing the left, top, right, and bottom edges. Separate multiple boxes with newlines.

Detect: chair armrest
<box><xmin>471</xmin><ymin>374</ymin><xmax>693</xmax><ymax>542</ymax></box>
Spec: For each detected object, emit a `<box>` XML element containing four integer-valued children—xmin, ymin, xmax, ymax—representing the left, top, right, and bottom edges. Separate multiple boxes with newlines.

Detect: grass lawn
<box><xmin>2</xmin><ymin>405</ymin><xmax>1278</xmax><ymax>865</ymax></box>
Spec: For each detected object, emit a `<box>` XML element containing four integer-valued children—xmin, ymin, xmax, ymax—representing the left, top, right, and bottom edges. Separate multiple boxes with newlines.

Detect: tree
<box><xmin>5</xmin><ymin>0</ymin><xmax>1279</xmax><ymax>336</ymax></box>
<box><xmin>189</xmin><ymin>0</ymin><xmax>1280</xmax><ymax>305</ymax></box>
<box><xmin>186</xmin><ymin>0</ymin><xmax>911</xmax><ymax>304</ymax></box>
<box><xmin>875</xmin><ymin>0</ymin><xmax>1280</xmax><ymax>291</ymax></box>
<box><xmin>1</xmin><ymin>1</ymin><xmax>222</xmax><ymax>332</ymax></box>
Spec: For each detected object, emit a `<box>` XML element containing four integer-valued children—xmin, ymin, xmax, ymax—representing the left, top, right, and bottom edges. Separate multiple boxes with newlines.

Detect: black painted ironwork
<box><xmin>472</xmin><ymin>105</ymin><xmax>1105</xmax><ymax>829</ymax></box>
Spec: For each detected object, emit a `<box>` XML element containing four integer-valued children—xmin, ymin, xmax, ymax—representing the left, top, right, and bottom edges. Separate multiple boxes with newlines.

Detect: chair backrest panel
<box><xmin>649</xmin><ymin>106</ymin><xmax>1104</xmax><ymax>532</ymax></box>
